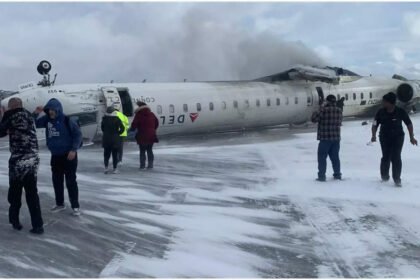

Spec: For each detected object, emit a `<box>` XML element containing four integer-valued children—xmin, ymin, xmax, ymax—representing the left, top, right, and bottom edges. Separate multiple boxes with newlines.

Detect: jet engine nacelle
<box><xmin>397</xmin><ymin>83</ymin><xmax>416</xmax><ymax>103</ymax></box>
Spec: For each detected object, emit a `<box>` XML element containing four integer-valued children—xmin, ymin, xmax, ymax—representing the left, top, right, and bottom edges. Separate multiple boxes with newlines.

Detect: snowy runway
<box><xmin>0</xmin><ymin>117</ymin><xmax>420</xmax><ymax>277</ymax></box>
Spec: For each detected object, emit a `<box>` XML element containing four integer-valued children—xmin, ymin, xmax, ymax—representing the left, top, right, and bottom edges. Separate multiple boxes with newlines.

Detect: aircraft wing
<box><xmin>256</xmin><ymin>65</ymin><xmax>345</xmax><ymax>84</ymax></box>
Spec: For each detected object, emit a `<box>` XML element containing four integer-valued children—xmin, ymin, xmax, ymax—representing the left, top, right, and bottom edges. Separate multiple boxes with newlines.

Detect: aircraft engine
<box><xmin>396</xmin><ymin>83</ymin><xmax>415</xmax><ymax>103</ymax></box>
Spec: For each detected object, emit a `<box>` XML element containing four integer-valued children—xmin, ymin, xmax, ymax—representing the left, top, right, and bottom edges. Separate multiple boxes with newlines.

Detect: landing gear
<box><xmin>36</xmin><ymin>60</ymin><xmax>57</xmax><ymax>87</ymax></box>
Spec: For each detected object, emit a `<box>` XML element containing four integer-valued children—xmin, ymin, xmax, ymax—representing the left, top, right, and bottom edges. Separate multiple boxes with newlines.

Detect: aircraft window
<box><xmin>276</xmin><ymin>98</ymin><xmax>281</xmax><ymax>106</ymax></box>
<box><xmin>286</xmin><ymin>97</ymin><xmax>289</xmax><ymax>105</ymax></box>
<box><xmin>221</xmin><ymin>101</ymin><xmax>227</xmax><ymax>110</ymax></box>
<box><xmin>157</xmin><ymin>105</ymin><xmax>162</xmax><ymax>115</ymax></box>
<box><xmin>369</xmin><ymin>92</ymin><xmax>373</xmax><ymax>99</ymax></box>
<box><xmin>353</xmin><ymin>93</ymin><xmax>356</xmax><ymax>100</ymax></box>
<box><xmin>183</xmin><ymin>104</ymin><xmax>188</xmax><ymax>112</ymax></box>
<box><xmin>169</xmin><ymin>104</ymin><xmax>175</xmax><ymax>113</ymax></box>
<box><xmin>307</xmin><ymin>96</ymin><xmax>311</xmax><ymax>104</ymax></box>
<box><xmin>267</xmin><ymin>98</ymin><xmax>271</xmax><ymax>107</ymax></box>
<box><xmin>360</xmin><ymin>93</ymin><xmax>364</xmax><ymax>100</ymax></box>
<box><xmin>209</xmin><ymin>102</ymin><xmax>214</xmax><ymax>111</ymax></box>
<box><xmin>345</xmin><ymin>94</ymin><xmax>349</xmax><ymax>101</ymax></box>
<box><xmin>244</xmin><ymin>100</ymin><xmax>250</xmax><ymax>108</ymax></box>
<box><xmin>197</xmin><ymin>103</ymin><xmax>202</xmax><ymax>112</ymax></box>
<box><xmin>256</xmin><ymin>99</ymin><xmax>261</xmax><ymax>107</ymax></box>
<box><xmin>295</xmin><ymin>97</ymin><xmax>299</xmax><ymax>104</ymax></box>
<box><xmin>233</xmin><ymin>101</ymin><xmax>238</xmax><ymax>108</ymax></box>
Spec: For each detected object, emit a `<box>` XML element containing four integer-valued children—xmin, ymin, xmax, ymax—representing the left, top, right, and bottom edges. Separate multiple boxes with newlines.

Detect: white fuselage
<box><xmin>1</xmin><ymin>76</ymin><xmax>404</xmax><ymax>142</ymax></box>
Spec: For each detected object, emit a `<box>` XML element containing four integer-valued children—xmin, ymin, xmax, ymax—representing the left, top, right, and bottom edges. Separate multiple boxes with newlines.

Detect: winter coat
<box><xmin>101</xmin><ymin>112</ymin><xmax>125</xmax><ymax>149</ymax></box>
<box><xmin>34</xmin><ymin>98</ymin><xmax>83</xmax><ymax>155</ymax></box>
<box><xmin>312</xmin><ymin>102</ymin><xmax>343</xmax><ymax>141</ymax></box>
<box><xmin>0</xmin><ymin>108</ymin><xmax>40</xmax><ymax>179</ymax></box>
<box><xmin>130</xmin><ymin>106</ymin><xmax>159</xmax><ymax>145</ymax></box>
<box><xmin>374</xmin><ymin>107</ymin><xmax>412</xmax><ymax>139</ymax></box>
<box><xmin>116</xmin><ymin>111</ymin><xmax>129</xmax><ymax>137</ymax></box>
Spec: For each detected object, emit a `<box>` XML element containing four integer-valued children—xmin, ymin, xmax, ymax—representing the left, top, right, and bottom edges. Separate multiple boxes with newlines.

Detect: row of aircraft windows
<box><xmin>155</xmin><ymin>92</ymin><xmax>375</xmax><ymax>114</ymax></box>
<box><xmin>337</xmin><ymin>92</ymin><xmax>373</xmax><ymax>101</ymax></box>
<box><xmin>156</xmin><ymin>97</ymin><xmax>300</xmax><ymax>114</ymax></box>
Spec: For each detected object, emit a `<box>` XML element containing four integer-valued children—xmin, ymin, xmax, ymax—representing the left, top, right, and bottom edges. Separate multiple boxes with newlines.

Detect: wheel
<box><xmin>37</xmin><ymin>60</ymin><xmax>52</xmax><ymax>75</ymax></box>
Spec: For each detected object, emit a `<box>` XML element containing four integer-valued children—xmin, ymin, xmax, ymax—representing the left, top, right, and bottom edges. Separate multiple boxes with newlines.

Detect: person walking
<box><xmin>102</xmin><ymin>107</ymin><xmax>125</xmax><ymax>174</ymax></box>
<box><xmin>371</xmin><ymin>92</ymin><xmax>417</xmax><ymax>187</ymax></box>
<box><xmin>0</xmin><ymin>98</ymin><xmax>44</xmax><ymax>234</ymax></box>
<box><xmin>114</xmin><ymin>106</ymin><xmax>129</xmax><ymax>164</ymax></box>
<box><xmin>33</xmin><ymin>98</ymin><xmax>83</xmax><ymax>216</ymax></box>
<box><xmin>130</xmin><ymin>102</ymin><xmax>159</xmax><ymax>169</ymax></box>
<box><xmin>312</xmin><ymin>94</ymin><xmax>343</xmax><ymax>181</ymax></box>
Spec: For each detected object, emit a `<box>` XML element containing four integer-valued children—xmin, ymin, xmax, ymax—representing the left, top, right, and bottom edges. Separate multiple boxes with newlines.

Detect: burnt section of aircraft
<box><xmin>256</xmin><ymin>65</ymin><xmax>360</xmax><ymax>84</ymax></box>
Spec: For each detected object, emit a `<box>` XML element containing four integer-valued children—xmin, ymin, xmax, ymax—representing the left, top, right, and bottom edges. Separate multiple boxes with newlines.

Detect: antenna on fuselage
<box><xmin>36</xmin><ymin>60</ymin><xmax>57</xmax><ymax>87</ymax></box>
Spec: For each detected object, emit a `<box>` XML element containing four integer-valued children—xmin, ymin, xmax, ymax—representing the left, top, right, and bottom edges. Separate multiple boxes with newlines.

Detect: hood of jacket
<box><xmin>135</xmin><ymin>105</ymin><xmax>151</xmax><ymax>115</ymax></box>
<box><xmin>105</xmin><ymin>111</ymin><xmax>118</xmax><ymax>117</ymax></box>
<box><xmin>44</xmin><ymin>98</ymin><xmax>64</xmax><ymax>120</ymax></box>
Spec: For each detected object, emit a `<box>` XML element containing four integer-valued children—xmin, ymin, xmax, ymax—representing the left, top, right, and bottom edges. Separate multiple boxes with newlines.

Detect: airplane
<box><xmin>1</xmin><ymin>61</ymin><xmax>419</xmax><ymax>143</ymax></box>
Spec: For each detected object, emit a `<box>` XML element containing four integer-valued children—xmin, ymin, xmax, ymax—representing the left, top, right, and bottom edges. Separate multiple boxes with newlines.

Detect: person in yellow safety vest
<box><xmin>114</xmin><ymin>108</ymin><xmax>129</xmax><ymax>164</ymax></box>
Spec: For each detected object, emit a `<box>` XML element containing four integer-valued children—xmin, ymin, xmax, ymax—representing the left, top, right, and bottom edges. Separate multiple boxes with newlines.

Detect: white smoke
<box><xmin>0</xmin><ymin>3</ymin><xmax>326</xmax><ymax>88</ymax></box>
<box><xmin>131</xmin><ymin>6</ymin><xmax>326</xmax><ymax>82</ymax></box>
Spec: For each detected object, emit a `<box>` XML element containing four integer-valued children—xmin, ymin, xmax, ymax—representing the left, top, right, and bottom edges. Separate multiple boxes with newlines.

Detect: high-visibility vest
<box><xmin>116</xmin><ymin>111</ymin><xmax>129</xmax><ymax>137</ymax></box>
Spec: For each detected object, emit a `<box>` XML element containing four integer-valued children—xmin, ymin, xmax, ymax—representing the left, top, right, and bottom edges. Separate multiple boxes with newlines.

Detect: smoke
<box><xmin>135</xmin><ymin>6</ymin><xmax>326</xmax><ymax>82</ymax></box>
<box><xmin>0</xmin><ymin>3</ymin><xmax>327</xmax><ymax>88</ymax></box>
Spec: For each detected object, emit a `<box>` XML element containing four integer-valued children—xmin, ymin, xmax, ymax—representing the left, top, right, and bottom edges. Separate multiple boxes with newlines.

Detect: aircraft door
<box><xmin>316</xmin><ymin>86</ymin><xmax>324</xmax><ymax>105</ymax></box>
<box><xmin>101</xmin><ymin>87</ymin><xmax>122</xmax><ymax>111</ymax></box>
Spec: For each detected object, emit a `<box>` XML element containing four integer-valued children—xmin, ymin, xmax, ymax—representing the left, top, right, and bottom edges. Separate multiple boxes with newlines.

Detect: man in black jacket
<box><xmin>371</xmin><ymin>92</ymin><xmax>417</xmax><ymax>187</ymax></box>
<box><xmin>101</xmin><ymin>107</ymin><xmax>124</xmax><ymax>174</ymax></box>
<box><xmin>0</xmin><ymin>98</ymin><xmax>44</xmax><ymax>234</ymax></box>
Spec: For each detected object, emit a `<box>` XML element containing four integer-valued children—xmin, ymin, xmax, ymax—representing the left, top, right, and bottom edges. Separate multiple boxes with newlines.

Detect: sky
<box><xmin>1</xmin><ymin>2</ymin><xmax>420</xmax><ymax>89</ymax></box>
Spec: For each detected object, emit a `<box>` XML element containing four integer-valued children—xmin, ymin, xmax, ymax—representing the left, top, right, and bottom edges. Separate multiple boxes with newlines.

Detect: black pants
<box><xmin>139</xmin><ymin>144</ymin><xmax>154</xmax><ymax>168</ymax></box>
<box><xmin>118</xmin><ymin>137</ymin><xmax>125</xmax><ymax>162</ymax></box>
<box><xmin>380</xmin><ymin>135</ymin><xmax>404</xmax><ymax>181</ymax></box>
<box><xmin>51</xmin><ymin>153</ymin><xmax>80</xmax><ymax>209</ymax></box>
<box><xmin>9</xmin><ymin>172</ymin><xmax>43</xmax><ymax>229</ymax></box>
<box><xmin>104</xmin><ymin>147</ymin><xmax>119</xmax><ymax>169</ymax></box>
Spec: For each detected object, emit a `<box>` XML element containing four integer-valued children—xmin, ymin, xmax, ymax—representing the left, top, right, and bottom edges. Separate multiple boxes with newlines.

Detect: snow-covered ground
<box><xmin>0</xmin><ymin>116</ymin><xmax>420</xmax><ymax>277</ymax></box>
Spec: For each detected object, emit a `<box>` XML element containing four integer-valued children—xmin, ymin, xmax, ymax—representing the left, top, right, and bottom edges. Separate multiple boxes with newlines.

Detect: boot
<box><xmin>30</xmin><ymin>227</ymin><xmax>44</xmax><ymax>234</ymax></box>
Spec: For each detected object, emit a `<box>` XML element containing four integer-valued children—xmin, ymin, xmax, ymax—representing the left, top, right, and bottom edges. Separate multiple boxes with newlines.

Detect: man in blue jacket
<box><xmin>34</xmin><ymin>98</ymin><xmax>82</xmax><ymax>216</ymax></box>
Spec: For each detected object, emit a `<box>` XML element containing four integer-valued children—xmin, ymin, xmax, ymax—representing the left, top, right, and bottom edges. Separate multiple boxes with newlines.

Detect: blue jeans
<box><xmin>318</xmin><ymin>140</ymin><xmax>341</xmax><ymax>179</ymax></box>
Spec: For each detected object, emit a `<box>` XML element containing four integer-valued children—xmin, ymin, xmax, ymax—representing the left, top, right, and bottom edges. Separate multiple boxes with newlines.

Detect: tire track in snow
<box><xmin>99</xmin><ymin>241</ymin><xmax>136</xmax><ymax>277</ymax></box>
<box><xmin>295</xmin><ymin>198</ymin><xmax>420</xmax><ymax>277</ymax></box>
<box><xmin>292</xmin><ymin>198</ymin><xmax>361</xmax><ymax>277</ymax></box>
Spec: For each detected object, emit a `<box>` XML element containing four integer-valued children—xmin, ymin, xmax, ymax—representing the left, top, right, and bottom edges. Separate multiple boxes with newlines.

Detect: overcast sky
<box><xmin>1</xmin><ymin>2</ymin><xmax>420</xmax><ymax>89</ymax></box>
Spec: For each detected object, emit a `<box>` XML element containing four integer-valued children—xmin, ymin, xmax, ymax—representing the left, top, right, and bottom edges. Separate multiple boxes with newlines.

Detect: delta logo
<box><xmin>190</xmin><ymin>113</ymin><xmax>199</xmax><ymax>123</ymax></box>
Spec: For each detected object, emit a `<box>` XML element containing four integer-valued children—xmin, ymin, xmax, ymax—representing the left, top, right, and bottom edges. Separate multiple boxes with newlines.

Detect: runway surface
<box><xmin>0</xmin><ymin>118</ymin><xmax>419</xmax><ymax>277</ymax></box>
